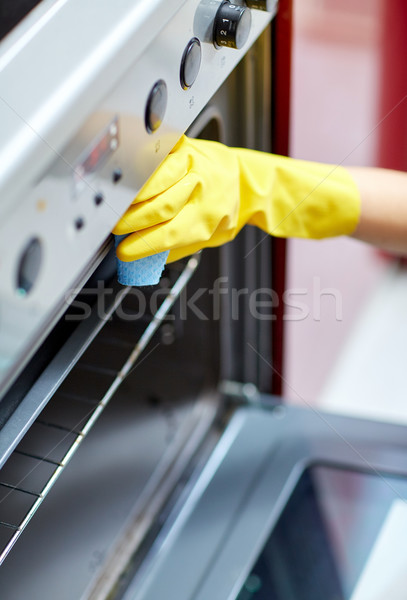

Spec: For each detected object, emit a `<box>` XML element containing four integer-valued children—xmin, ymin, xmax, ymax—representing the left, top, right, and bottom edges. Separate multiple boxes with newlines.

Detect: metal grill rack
<box><xmin>0</xmin><ymin>254</ymin><xmax>200</xmax><ymax>566</ymax></box>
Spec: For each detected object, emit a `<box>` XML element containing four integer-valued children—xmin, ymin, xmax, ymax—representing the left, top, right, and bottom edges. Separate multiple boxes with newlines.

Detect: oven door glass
<box><xmin>237</xmin><ymin>465</ymin><xmax>407</xmax><ymax>600</ymax></box>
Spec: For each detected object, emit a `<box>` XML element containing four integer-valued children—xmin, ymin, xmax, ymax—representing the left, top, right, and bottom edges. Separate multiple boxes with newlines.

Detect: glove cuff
<box><xmin>237</xmin><ymin>150</ymin><xmax>361</xmax><ymax>240</ymax></box>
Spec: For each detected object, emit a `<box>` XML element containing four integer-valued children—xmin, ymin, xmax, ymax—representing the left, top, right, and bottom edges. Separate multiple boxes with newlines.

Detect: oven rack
<box><xmin>0</xmin><ymin>254</ymin><xmax>200</xmax><ymax>566</ymax></box>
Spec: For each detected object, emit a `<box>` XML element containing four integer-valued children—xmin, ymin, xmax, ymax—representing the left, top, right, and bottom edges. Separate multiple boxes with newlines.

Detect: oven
<box><xmin>1</xmin><ymin>2</ymin><xmax>407</xmax><ymax>599</ymax></box>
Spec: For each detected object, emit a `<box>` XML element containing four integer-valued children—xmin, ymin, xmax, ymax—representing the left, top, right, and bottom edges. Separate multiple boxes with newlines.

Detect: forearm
<box><xmin>347</xmin><ymin>166</ymin><xmax>407</xmax><ymax>254</ymax></box>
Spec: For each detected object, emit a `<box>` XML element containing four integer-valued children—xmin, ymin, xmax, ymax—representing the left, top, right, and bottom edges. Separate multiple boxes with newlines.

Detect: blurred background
<box><xmin>284</xmin><ymin>0</ymin><xmax>407</xmax><ymax>421</ymax></box>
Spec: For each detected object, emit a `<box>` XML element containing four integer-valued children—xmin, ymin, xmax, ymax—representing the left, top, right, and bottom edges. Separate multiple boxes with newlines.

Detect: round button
<box><xmin>145</xmin><ymin>80</ymin><xmax>168</xmax><ymax>134</ymax></box>
<box><xmin>16</xmin><ymin>237</ymin><xmax>42</xmax><ymax>295</ymax></box>
<box><xmin>112</xmin><ymin>168</ymin><xmax>123</xmax><ymax>184</ymax></box>
<box><xmin>213</xmin><ymin>1</ymin><xmax>252</xmax><ymax>50</ymax></box>
<box><xmin>75</xmin><ymin>217</ymin><xmax>85</xmax><ymax>230</ymax></box>
<box><xmin>180</xmin><ymin>38</ymin><xmax>202</xmax><ymax>90</ymax></box>
<box><xmin>94</xmin><ymin>192</ymin><xmax>104</xmax><ymax>205</ymax></box>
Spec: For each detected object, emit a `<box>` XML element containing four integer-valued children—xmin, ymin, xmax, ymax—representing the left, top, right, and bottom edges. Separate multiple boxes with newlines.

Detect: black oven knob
<box><xmin>245</xmin><ymin>0</ymin><xmax>278</xmax><ymax>11</ymax></box>
<box><xmin>213</xmin><ymin>1</ymin><xmax>252</xmax><ymax>49</ymax></box>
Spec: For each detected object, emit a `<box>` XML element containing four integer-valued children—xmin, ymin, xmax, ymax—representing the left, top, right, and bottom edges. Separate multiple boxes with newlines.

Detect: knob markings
<box><xmin>213</xmin><ymin>1</ymin><xmax>252</xmax><ymax>50</ymax></box>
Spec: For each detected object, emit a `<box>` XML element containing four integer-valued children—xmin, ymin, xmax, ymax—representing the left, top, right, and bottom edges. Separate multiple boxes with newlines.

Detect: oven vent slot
<box><xmin>0</xmin><ymin>254</ymin><xmax>200</xmax><ymax>566</ymax></box>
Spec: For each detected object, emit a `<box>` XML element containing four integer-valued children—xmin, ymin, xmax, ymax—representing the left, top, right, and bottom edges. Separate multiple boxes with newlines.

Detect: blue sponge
<box><xmin>115</xmin><ymin>235</ymin><xmax>169</xmax><ymax>286</ymax></box>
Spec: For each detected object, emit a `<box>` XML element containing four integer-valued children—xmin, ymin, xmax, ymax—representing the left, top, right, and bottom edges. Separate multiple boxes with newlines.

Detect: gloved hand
<box><xmin>113</xmin><ymin>135</ymin><xmax>360</xmax><ymax>263</ymax></box>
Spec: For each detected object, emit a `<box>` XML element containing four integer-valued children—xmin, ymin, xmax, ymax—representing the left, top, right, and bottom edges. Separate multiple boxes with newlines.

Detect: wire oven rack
<box><xmin>0</xmin><ymin>254</ymin><xmax>200</xmax><ymax>566</ymax></box>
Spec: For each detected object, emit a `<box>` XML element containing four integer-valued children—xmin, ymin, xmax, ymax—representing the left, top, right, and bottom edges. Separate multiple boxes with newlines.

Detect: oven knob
<box><xmin>213</xmin><ymin>1</ymin><xmax>252</xmax><ymax>49</ymax></box>
<box><xmin>245</xmin><ymin>0</ymin><xmax>278</xmax><ymax>11</ymax></box>
<box><xmin>145</xmin><ymin>80</ymin><xmax>168</xmax><ymax>134</ymax></box>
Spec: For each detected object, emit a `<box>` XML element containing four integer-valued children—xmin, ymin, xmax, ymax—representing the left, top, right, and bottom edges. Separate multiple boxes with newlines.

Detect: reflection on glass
<box><xmin>236</xmin><ymin>466</ymin><xmax>407</xmax><ymax>600</ymax></box>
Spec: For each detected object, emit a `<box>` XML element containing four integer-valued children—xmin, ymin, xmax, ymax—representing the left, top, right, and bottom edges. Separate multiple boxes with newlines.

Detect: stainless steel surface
<box><xmin>0</xmin><ymin>0</ymin><xmax>275</xmax><ymax>398</ymax></box>
<box><xmin>0</xmin><ymin>0</ymin><xmax>184</xmax><ymax>214</ymax></box>
<box><xmin>0</xmin><ymin>254</ymin><xmax>200</xmax><ymax>567</ymax></box>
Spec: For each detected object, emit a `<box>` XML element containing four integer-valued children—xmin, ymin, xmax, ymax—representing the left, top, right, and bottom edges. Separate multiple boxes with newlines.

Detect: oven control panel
<box><xmin>0</xmin><ymin>0</ymin><xmax>278</xmax><ymax>396</ymax></box>
<box><xmin>213</xmin><ymin>2</ymin><xmax>251</xmax><ymax>49</ymax></box>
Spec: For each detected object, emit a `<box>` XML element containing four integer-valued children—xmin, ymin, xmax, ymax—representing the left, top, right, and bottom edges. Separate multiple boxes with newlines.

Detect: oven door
<box><xmin>120</xmin><ymin>402</ymin><xmax>407</xmax><ymax>600</ymax></box>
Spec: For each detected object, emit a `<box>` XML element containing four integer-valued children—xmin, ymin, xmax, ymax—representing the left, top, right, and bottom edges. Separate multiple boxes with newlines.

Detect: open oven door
<box><xmin>120</xmin><ymin>400</ymin><xmax>407</xmax><ymax>600</ymax></box>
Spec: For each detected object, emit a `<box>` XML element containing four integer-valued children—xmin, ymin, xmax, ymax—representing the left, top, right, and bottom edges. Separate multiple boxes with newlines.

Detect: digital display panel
<box><xmin>74</xmin><ymin>117</ymin><xmax>119</xmax><ymax>188</ymax></box>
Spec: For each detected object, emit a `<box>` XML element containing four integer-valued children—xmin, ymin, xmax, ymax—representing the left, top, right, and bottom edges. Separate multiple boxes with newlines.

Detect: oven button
<box><xmin>16</xmin><ymin>237</ymin><xmax>42</xmax><ymax>295</ymax></box>
<box><xmin>112</xmin><ymin>168</ymin><xmax>122</xmax><ymax>184</ymax></box>
<box><xmin>74</xmin><ymin>217</ymin><xmax>85</xmax><ymax>230</ymax></box>
<box><xmin>94</xmin><ymin>192</ymin><xmax>104</xmax><ymax>205</ymax></box>
<box><xmin>180</xmin><ymin>38</ymin><xmax>202</xmax><ymax>90</ymax></box>
<box><xmin>145</xmin><ymin>80</ymin><xmax>168</xmax><ymax>134</ymax></box>
<box><xmin>213</xmin><ymin>1</ymin><xmax>251</xmax><ymax>49</ymax></box>
<box><xmin>245</xmin><ymin>0</ymin><xmax>278</xmax><ymax>11</ymax></box>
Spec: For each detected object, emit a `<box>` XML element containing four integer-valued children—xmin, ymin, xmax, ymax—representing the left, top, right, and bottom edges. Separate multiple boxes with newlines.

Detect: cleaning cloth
<box><xmin>114</xmin><ymin>235</ymin><xmax>168</xmax><ymax>286</ymax></box>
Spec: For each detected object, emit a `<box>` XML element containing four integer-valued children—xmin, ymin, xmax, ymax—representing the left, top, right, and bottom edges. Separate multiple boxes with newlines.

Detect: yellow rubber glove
<box><xmin>113</xmin><ymin>136</ymin><xmax>361</xmax><ymax>263</ymax></box>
